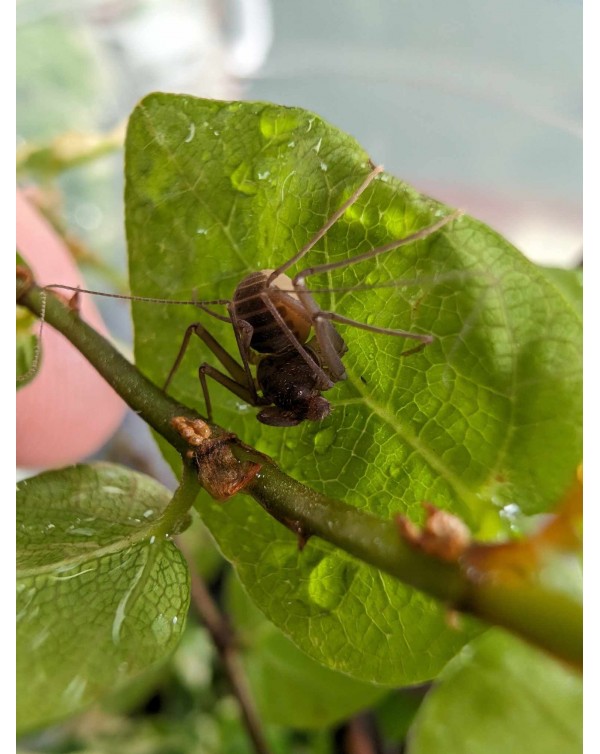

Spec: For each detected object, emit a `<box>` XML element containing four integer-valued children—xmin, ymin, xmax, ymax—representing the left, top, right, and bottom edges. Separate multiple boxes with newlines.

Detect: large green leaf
<box><xmin>226</xmin><ymin>571</ymin><xmax>386</xmax><ymax>729</ymax></box>
<box><xmin>125</xmin><ymin>94</ymin><xmax>582</xmax><ymax>684</ymax></box>
<box><xmin>407</xmin><ymin>630</ymin><xmax>583</xmax><ymax>754</ymax></box>
<box><xmin>16</xmin><ymin>464</ymin><xmax>190</xmax><ymax>732</ymax></box>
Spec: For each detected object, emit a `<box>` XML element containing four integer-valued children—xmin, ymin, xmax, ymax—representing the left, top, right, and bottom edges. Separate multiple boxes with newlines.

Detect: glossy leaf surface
<box><xmin>407</xmin><ymin>630</ymin><xmax>583</xmax><ymax>754</ymax></box>
<box><xmin>17</xmin><ymin>464</ymin><xmax>190</xmax><ymax>732</ymax></box>
<box><xmin>125</xmin><ymin>95</ymin><xmax>582</xmax><ymax>684</ymax></box>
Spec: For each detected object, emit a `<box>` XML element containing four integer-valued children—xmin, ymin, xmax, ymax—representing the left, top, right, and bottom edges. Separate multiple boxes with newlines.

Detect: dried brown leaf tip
<box><xmin>16</xmin><ymin>264</ymin><xmax>34</xmax><ymax>301</ymax></box>
<box><xmin>464</xmin><ymin>468</ymin><xmax>583</xmax><ymax>580</ymax></box>
<box><xmin>396</xmin><ymin>503</ymin><xmax>471</xmax><ymax>562</ymax></box>
<box><xmin>170</xmin><ymin>416</ymin><xmax>262</xmax><ymax>502</ymax></box>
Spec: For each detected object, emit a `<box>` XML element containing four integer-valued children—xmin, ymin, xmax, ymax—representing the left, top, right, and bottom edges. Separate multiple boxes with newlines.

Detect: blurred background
<box><xmin>16</xmin><ymin>2</ymin><xmax>583</xmax><ymax>750</ymax></box>
<box><xmin>17</xmin><ymin>0</ymin><xmax>582</xmax><ymax>270</ymax></box>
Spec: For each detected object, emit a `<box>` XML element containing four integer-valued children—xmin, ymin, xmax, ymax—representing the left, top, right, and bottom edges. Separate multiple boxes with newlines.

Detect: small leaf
<box><xmin>16</xmin><ymin>305</ymin><xmax>40</xmax><ymax>389</ymax></box>
<box><xmin>16</xmin><ymin>252</ymin><xmax>40</xmax><ymax>389</ymax></box>
<box><xmin>407</xmin><ymin>630</ymin><xmax>582</xmax><ymax>754</ymax></box>
<box><xmin>16</xmin><ymin>464</ymin><xmax>190</xmax><ymax>733</ymax></box>
<box><xmin>226</xmin><ymin>571</ymin><xmax>386</xmax><ymax>729</ymax></box>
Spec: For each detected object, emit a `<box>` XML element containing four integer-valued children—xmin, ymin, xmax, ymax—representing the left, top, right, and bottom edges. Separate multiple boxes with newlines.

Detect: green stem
<box><xmin>17</xmin><ymin>274</ymin><xmax>582</xmax><ymax>668</ymax></box>
<box><xmin>242</xmin><ymin>460</ymin><xmax>466</xmax><ymax>603</ymax></box>
<box><xmin>18</xmin><ymin>277</ymin><xmax>204</xmax><ymax>453</ymax></box>
<box><xmin>150</xmin><ymin>463</ymin><xmax>200</xmax><ymax>538</ymax></box>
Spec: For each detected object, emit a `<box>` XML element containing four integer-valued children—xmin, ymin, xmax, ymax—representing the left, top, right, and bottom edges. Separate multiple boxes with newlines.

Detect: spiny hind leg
<box><xmin>313</xmin><ymin>310</ymin><xmax>434</xmax><ymax>357</ymax></box>
<box><xmin>266</xmin><ymin>165</ymin><xmax>384</xmax><ymax>283</ymax></box>
<box><xmin>292</xmin><ymin>209</ymin><xmax>463</xmax><ymax>284</ymax></box>
<box><xmin>163</xmin><ymin>322</ymin><xmax>257</xmax><ymax>418</ymax></box>
<box><xmin>198</xmin><ymin>363</ymin><xmax>265</xmax><ymax>423</ymax></box>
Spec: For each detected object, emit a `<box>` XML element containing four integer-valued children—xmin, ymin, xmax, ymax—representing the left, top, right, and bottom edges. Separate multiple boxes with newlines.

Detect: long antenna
<box><xmin>43</xmin><ymin>284</ymin><xmax>229</xmax><ymax>308</ymax></box>
<box><xmin>266</xmin><ymin>164</ymin><xmax>384</xmax><ymax>285</ymax></box>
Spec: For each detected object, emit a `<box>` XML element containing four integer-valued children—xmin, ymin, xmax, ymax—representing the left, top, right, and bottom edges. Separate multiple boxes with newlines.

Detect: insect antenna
<box><xmin>43</xmin><ymin>283</ymin><xmax>229</xmax><ymax>309</ymax></box>
<box><xmin>266</xmin><ymin>164</ymin><xmax>384</xmax><ymax>285</ymax></box>
<box><xmin>292</xmin><ymin>209</ymin><xmax>463</xmax><ymax>286</ymax></box>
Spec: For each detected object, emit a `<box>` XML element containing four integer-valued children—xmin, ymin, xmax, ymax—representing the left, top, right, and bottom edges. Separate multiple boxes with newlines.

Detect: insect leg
<box><xmin>258</xmin><ymin>292</ymin><xmax>335</xmax><ymax>390</ymax></box>
<box><xmin>199</xmin><ymin>364</ymin><xmax>264</xmax><ymax>423</ymax></box>
<box><xmin>292</xmin><ymin>210</ymin><xmax>463</xmax><ymax>284</ymax></box>
<box><xmin>227</xmin><ymin>304</ymin><xmax>262</xmax><ymax>403</ymax></box>
<box><xmin>163</xmin><ymin>322</ymin><xmax>250</xmax><ymax>393</ymax></box>
<box><xmin>266</xmin><ymin>165</ymin><xmax>384</xmax><ymax>284</ymax></box>
<box><xmin>314</xmin><ymin>311</ymin><xmax>434</xmax><ymax>356</ymax></box>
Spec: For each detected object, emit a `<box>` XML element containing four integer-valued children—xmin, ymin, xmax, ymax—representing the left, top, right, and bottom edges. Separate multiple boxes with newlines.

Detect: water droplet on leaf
<box><xmin>230</xmin><ymin>162</ymin><xmax>258</xmax><ymax>196</ymax></box>
<box><xmin>259</xmin><ymin>109</ymin><xmax>300</xmax><ymax>140</ymax></box>
<box><xmin>313</xmin><ymin>426</ymin><xmax>336</xmax><ymax>454</ymax></box>
<box><xmin>307</xmin><ymin>556</ymin><xmax>355</xmax><ymax>610</ymax></box>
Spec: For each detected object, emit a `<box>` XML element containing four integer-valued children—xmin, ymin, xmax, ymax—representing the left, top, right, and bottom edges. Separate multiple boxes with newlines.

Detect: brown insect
<box><xmin>43</xmin><ymin>165</ymin><xmax>461</xmax><ymax>426</ymax></box>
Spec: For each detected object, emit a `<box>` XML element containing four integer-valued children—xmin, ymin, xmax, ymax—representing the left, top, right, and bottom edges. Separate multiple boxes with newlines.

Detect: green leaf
<box><xmin>226</xmin><ymin>571</ymin><xmax>387</xmax><ymax>728</ymax></box>
<box><xmin>16</xmin><ymin>252</ymin><xmax>40</xmax><ymax>389</ymax></box>
<box><xmin>16</xmin><ymin>305</ymin><xmax>40</xmax><ymax>389</ymax></box>
<box><xmin>539</xmin><ymin>266</ymin><xmax>582</xmax><ymax>317</ymax></box>
<box><xmin>407</xmin><ymin>630</ymin><xmax>582</xmax><ymax>754</ymax></box>
<box><xmin>374</xmin><ymin>689</ymin><xmax>427</xmax><ymax>745</ymax></box>
<box><xmin>16</xmin><ymin>463</ymin><xmax>190</xmax><ymax>733</ymax></box>
<box><xmin>125</xmin><ymin>95</ymin><xmax>582</xmax><ymax>684</ymax></box>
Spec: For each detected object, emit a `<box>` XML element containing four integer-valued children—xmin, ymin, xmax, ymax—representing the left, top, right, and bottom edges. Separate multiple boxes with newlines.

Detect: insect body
<box><xmin>161</xmin><ymin>166</ymin><xmax>462</xmax><ymax>426</ymax></box>
<box><xmin>39</xmin><ymin>165</ymin><xmax>461</xmax><ymax>427</ymax></box>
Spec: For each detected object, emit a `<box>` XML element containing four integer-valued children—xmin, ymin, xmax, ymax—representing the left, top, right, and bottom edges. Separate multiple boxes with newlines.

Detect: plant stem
<box><xmin>17</xmin><ymin>275</ymin><xmax>582</xmax><ymax>668</ymax></box>
<box><xmin>150</xmin><ymin>463</ymin><xmax>200</xmax><ymax>538</ymax></box>
<box><xmin>179</xmin><ymin>541</ymin><xmax>273</xmax><ymax>754</ymax></box>
<box><xmin>18</xmin><ymin>276</ymin><xmax>202</xmax><ymax>454</ymax></box>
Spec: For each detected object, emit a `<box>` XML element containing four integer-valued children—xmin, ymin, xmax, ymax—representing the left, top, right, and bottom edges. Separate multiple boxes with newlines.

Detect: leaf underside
<box><xmin>407</xmin><ymin>630</ymin><xmax>583</xmax><ymax>754</ymax></box>
<box><xmin>125</xmin><ymin>94</ymin><xmax>582</xmax><ymax>685</ymax></box>
<box><xmin>226</xmin><ymin>571</ymin><xmax>387</xmax><ymax>728</ymax></box>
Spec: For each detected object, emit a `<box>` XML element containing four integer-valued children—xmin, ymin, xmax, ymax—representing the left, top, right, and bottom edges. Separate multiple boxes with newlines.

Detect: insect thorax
<box><xmin>232</xmin><ymin>270</ymin><xmax>312</xmax><ymax>354</ymax></box>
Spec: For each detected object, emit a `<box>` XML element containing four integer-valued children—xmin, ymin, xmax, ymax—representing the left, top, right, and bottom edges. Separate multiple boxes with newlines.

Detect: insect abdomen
<box><xmin>232</xmin><ymin>271</ymin><xmax>312</xmax><ymax>354</ymax></box>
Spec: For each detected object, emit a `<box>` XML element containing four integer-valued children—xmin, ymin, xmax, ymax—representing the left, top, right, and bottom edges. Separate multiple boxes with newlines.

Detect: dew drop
<box><xmin>259</xmin><ymin>109</ymin><xmax>300</xmax><ymax>140</ymax></box>
<box><xmin>313</xmin><ymin>426</ymin><xmax>336</xmax><ymax>455</ymax></box>
<box><xmin>307</xmin><ymin>556</ymin><xmax>355</xmax><ymax>610</ymax></box>
<box><xmin>151</xmin><ymin>613</ymin><xmax>172</xmax><ymax>644</ymax></box>
<box><xmin>184</xmin><ymin>122</ymin><xmax>195</xmax><ymax>143</ymax></box>
<box><xmin>365</xmin><ymin>269</ymin><xmax>382</xmax><ymax>287</ymax></box>
<box><xmin>62</xmin><ymin>676</ymin><xmax>87</xmax><ymax>703</ymax></box>
<box><xmin>67</xmin><ymin>527</ymin><xmax>95</xmax><ymax>537</ymax></box>
<box><xmin>230</xmin><ymin>162</ymin><xmax>258</xmax><ymax>196</ymax></box>
<box><xmin>387</xmin><ymin>464</ymin><xmax>404</xmax><ymax>481</ymax></box>
<box><xmin>499</xmin><ymin>502</ymin><xmax>524</xmax><ymax>532</ymax></box>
